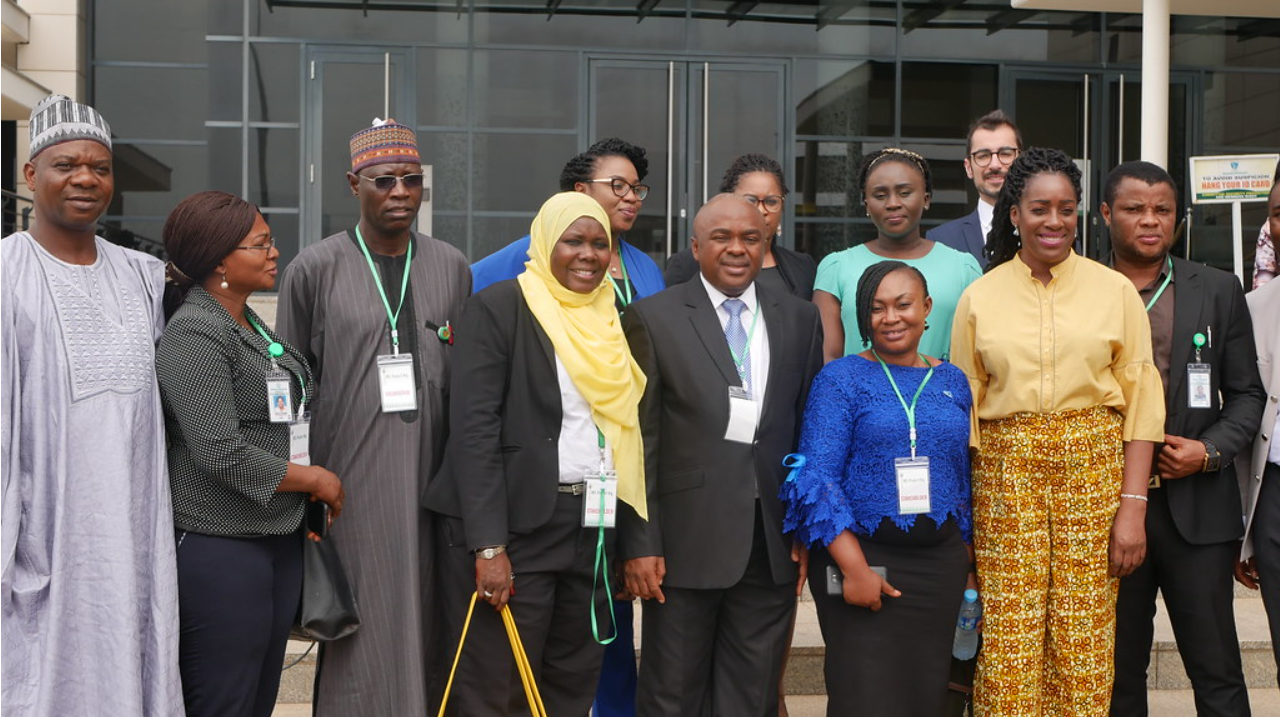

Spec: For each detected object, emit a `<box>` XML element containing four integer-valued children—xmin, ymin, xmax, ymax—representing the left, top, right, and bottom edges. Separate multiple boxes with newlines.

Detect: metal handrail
<box><xmin>1</xmin><ymin>189</ymin><xmax>165</xmax><ymax>259</ymax></box>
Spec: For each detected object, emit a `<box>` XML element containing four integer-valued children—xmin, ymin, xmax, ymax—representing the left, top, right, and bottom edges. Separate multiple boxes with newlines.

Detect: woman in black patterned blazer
<box><xmin>155</xmin><ymin>190</ymin><xmax>344</xmax><ymax>717</ymax></box>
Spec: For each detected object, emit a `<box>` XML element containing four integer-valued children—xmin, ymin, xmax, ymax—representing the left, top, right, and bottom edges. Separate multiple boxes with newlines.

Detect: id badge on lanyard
<box><xmin>1187</xmin><ymin>363</ymin><xmax>1212</xmax><ymax>409</ymax></box>
<box><xmin>583</xmin><ymin>470</ymin><xmax>618</xmax><ymax>528</ymax></box>
<box><xmin>290</xmin><ymin>410</ymin><xmax>311</xmax><ymax>465</ymax></box>
<box><xmin>724</xmin><ymin>386</ymin><xmax>758</xmax><ymax>444</ymax></box>
<box><xmin>266</xmin><ymin>369</ymin><xmax>293</xmax><ymax>423</ymax></box>
<box><xmin>895</xmin><ymin>457</ymin><xmax>932</xmax><ymax>514</ymax></box>
<box><xmin>376</xmin><ymin>353</ymin><xmax>418</xmax><ymax>413</ymax></box>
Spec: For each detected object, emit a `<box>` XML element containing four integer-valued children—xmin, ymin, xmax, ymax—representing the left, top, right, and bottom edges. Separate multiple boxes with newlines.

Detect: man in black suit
<box><xmin>928</xmin><ymin>109</ymin><xmax>1023</xmax><ymax>268</ymax></box>
<box><xmin>620</xmin><ymin>194</ymin><xmax>823</xmax><ymax>717</ymax></box>
<box><xmin>1105</xmin><ymin>161</ymin><xmax>1266</xmax><ymax>717</ymax></box>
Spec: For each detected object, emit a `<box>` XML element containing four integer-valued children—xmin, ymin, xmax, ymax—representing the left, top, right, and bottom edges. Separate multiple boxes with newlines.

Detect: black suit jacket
<box><xmin>928</xmin><ymin>208</ymin><xmax>986</xmax><ymax>269</ymax></box>
<box><xmin>424</xmin><ymin>279</ymin><xmax>567</xmax><ymax>550</ymax></box>
<box><xmin>1161</xmin><ymin>256</ymin><xmax>1266</xmax><ymax>545</ymax></box>
<box><xmin>619</xmin><ymin>279</ymin><xmax>823</xmax><ymax>590</ymax></box>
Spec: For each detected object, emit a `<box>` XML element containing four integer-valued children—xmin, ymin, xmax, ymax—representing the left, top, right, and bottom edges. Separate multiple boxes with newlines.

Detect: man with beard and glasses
<box><xmin>928</xmin><ymin>110</ymin><xmax>1024</xmax><ymax>269</ymax></box>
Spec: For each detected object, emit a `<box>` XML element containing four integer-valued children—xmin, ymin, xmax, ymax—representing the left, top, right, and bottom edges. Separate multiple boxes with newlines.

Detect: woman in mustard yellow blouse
<box><xmin>950</xmin><ymin>148</ymin><xmax>1165</xmax><ymax>716</ymax></box>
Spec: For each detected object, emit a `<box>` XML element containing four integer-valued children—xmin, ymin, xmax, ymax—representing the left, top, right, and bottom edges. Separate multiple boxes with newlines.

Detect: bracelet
<box><xmin>1120</xmin><ymin>493</ymin><xmax>1149</xmax><ymax>503</ymax></box>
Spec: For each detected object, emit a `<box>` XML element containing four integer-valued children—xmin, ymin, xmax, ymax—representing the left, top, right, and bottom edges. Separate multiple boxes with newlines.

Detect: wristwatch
<box><xmin>475</xmin><ymin>545</ymin><xmax>506</xmax><ymax>560</ymax></box>
<box><xmin>1200</xmin><ymin>439</ymin><xmax>1221</xmax><ymax>473</ymax></box>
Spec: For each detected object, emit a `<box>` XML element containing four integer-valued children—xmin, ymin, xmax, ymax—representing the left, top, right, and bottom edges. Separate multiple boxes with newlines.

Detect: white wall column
<box><xmin>1140</xmin><ymin>0</ymin><xmax>1170</xmax><ymax>168</ymax></box>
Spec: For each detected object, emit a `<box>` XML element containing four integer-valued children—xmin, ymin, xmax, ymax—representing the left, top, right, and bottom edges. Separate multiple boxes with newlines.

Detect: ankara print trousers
<box><xmin>972</xmin><ymin>406</ymin><xmax>1124</xmax><ymax>717</ymax></box>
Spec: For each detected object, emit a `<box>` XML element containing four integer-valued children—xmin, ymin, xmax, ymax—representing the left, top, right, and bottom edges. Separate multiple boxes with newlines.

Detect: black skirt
<box><xmin>808</xmin><ymin>516</ymin><xmax>970</xmax><ymax>716</ymax></box>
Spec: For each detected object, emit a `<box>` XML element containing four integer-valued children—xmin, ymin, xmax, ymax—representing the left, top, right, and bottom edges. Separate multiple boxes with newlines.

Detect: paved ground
<box><xmin>274</xmin><ymin>688</ymin><xmax>1280</xmax><ymax>717</ymax></box>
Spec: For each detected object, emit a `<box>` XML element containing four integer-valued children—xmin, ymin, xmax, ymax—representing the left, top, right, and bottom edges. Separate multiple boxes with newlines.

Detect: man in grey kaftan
<box><xmin>275</xmin><ymin>118</ymin><xmax>470</xmax><ymax>716</ymax></box>
<box><xmin>1</xmin><ymin>95</ymin><xmax>183</xmax><ymax>717</ymax></box>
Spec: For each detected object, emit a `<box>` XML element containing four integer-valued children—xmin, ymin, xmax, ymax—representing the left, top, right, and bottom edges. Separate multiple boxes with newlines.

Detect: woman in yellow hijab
<box><xmin>426</xmin><ymin>191</ymin><xmax>646</xmax><ymax>716</ymax></box>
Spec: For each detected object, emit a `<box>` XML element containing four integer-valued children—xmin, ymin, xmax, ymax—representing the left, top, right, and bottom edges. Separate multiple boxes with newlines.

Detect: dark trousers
<box><xmin>636</xmin><ymin>506</ymin><xmax>796</xmax><ymax>717</ymax></box>
<box><xmin>593</xmin><ymin>598</ymin><xmax>637</xmax><ymax>717</ymax></box>
<box><xmin>1113</xmin><ymin>489</ymin><xmax>1250</xmax><ymax>717</ymax></box>
<box><xmin>1255</xmin><ymin>461</ymin><xmax>1280</xmax><ymax>689</ymax></box>
<box><xmin>436</xmin><ymin>492</ymin><xmax>613</xmax><ymax>717</ymax></box>
<box><xmin>176</xmin><ymin>530</ymin><xmax>303</xmax><ymax>717</ymax></box>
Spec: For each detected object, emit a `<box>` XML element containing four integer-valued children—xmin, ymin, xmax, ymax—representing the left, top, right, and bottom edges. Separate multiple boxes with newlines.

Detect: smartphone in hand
<box><xmin>825</xmin><ymin>564</ymin><xmax>887</xmax><ymax>596</ymax></box>
<box><xmin>306</xmin><ymin>501</ymin><xmax>330</xmax><ymax>538</ymax></box>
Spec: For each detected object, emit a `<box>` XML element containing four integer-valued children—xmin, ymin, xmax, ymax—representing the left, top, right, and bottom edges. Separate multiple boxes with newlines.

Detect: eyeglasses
<box><xmin>234</xmin><ymin>237</ymin><xmax>276</xmax><ymax>252</ymax></box>
<box><xmin>357</xmin><ymin>173</ymin><xmax>426</xmax><ymax>192</ymax></box>
<box><xmin>968</xmin><ymin>147</ymin><xmax>1019</xmax><ymax>167</ymax></box>
<box><xmin>587</xmin><ymin>177</ymin><xmax>650</xmax><ymax>201</ymax></box>
<box><xmin>741</xmin><ymin>194</ymin><xmax>785</xmax><ymax>213</ymax></box>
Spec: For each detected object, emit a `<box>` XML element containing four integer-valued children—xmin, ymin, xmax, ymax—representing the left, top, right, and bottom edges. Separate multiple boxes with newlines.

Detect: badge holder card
<box><xmin>895</xmin><ymin>456</ymin><xmax>932</xmax><ymax>515</ymax></box>
<box><xmin>376</xmin><ymin>353</ymin><xmax>418</xmax><ymax>413</ymax></box>
<box><xmin>724</xmin><ymin>386</ymin><xmax>757</xmax><ymax>444</ymax></box>
<box><xmin>583</xmin><ymin>470</ymin><xmax>618</xmax><ymax>529</ymax></box>
<box><xmin>266</xmin><ymin>369</ymin><xmax>294</xmax><ymax>423</ymax></box>
<box><xmin>1187</xmin><ymin>363</ymin><xmax>1212</xmax><ymax>409</ymax></box>
<box><xmin>290</xmin><ymin>409</ymin><xmax>312</xmax><ymax>466</ymax></box>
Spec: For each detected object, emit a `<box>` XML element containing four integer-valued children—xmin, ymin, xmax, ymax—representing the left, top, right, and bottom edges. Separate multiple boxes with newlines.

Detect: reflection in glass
<box><xmin>250</xmin><ymin>44</ymin><xmax>302</xmax><ymax>123</ymax></box>
<box><xmin>470</xmin><ymin>133</ymin><xmax>578</xmax><ymax>212</ymax></box>
<box><xmin>250</xmin><ymin>128</ymin><xmax>301</xmax><ymax>208</ymax></box>
<box><xmin>901</xmin><ymin>63</ymin><xmax>997</xmax><ymax>138</ymax></box>
<box><xmin>795</xmin><ymin>60</ymin><xmax>895</xmax><ymax>138</ymax></box>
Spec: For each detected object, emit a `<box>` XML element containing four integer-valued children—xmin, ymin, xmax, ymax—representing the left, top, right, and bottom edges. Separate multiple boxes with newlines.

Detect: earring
<box><xmin>776</xmin><ymin>226</ymin><xmax>783</xmax><ymax>238</ymax></box>
<box><xmin>924</xmin><ymin>322</ymin><xmax>931</xmax><ymax>331</ymax></box>
<box><xmin>220</xmin><ymin>271</ymin><xmax>229</xmax><ymax>290</ymax></box>
<box><xmin>1012</xmin><ymin>225</ymin><xmax>1020</xmax><ymax>237</ymax></box>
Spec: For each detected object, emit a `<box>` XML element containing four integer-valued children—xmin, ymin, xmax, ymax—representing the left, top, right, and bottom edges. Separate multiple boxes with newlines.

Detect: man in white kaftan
<box><xmin>1</xmin><ymin>95</ymin><xmax>183</xmax><ymax>717</ymax></box>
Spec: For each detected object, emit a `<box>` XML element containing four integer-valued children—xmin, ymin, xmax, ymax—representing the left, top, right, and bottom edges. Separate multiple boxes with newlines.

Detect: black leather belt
<box><xmin>558</xmin><ymin>482</ymin><xmax>587</xmax><ymax>495</ymax></box>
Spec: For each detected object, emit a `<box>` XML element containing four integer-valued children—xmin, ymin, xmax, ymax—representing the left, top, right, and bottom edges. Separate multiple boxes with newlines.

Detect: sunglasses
<box><xmin>357</xmin><ymin>173</ymin><xmax>426</xmax><ymax>192</ymax></box>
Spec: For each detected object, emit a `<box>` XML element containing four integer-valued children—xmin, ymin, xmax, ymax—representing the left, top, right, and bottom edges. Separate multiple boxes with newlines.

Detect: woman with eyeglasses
<box><xmin>155</xmin><ymin>190</ymin><xmax>345</xmax><ymax>717</ymax></box>
<box><xmin>664</xmin><ymin>154</ymin><xmax>817</xmax><ymax>300</ymax></box>
<box><xmin>813</xmin><ymin>148</ymin><xmax>982</xmax><ymax>364</ymax></box>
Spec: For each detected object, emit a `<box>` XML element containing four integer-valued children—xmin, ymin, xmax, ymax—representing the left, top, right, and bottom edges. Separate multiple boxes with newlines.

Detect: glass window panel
<box><xmin>792</xmin><ymin>140</ymin><xmax>862</xmax><ymax>225</ymax></box>
<box><xmin>101</xmin><ymin>219</ymin><xmax>167</xmax><ymax>259</ymax></box>
<box><xmin>417</xmin><ymin>132</ymin><xmax>469</xmax><ymax>213</ymax></box>
<box><xmin>249</xmin><ymin>128</ymin><xmax>301</xmax><ymax>208</ymax></box>
<box><xmin>900</xmin><ymin>141</ymin><xmax>969</xmax><ymax>230</ymax></box>
<box><xmin>252</xmin><ymin>4</ymin><xmax>467</xmax><ymax>44</ymax></box>
<box><xmin>208</xmin><ymin>42</ymin><xmax>242</xmax><ymax>123</ymax></box>
<box><xmin>898</xmin><ymin>5</ymin><xmax>1099</xmax><ymax>64</ymax></box>
<box><xmin>470</xmin><ymin>215</ymin><xmax>539</xmax><ymax>263</ymax></box>
<box><xmin>794</xmin><ymin>60</ymin><xmax>895</xmax><ymax>138</ymax></box>
<box><xmin>209</xmin><ymin>0</ymin><xmax>243</xmax><ymax>36</ymax></box>
<box><xmin>95</xmin><ymin>66</ymin><xmax>207</xmax><ymax>140</ymax></box>
<box><xmin>900</xmin><ymin>63</ymin><xmax>997</xmax><ymax>139</ymax></box>
<box><xmin>1110</xmin><ymin>16</ymin><xmax>1280</xmax><ymax>70</ymax></box>
<box><xmin>417</xmin><ymin>49</ymin><xmax>470</xmax><ymax>128</ymax></box>
<box><xmin>110</xmin><ymin>143</ymin><xmax>210</xmax><ymax>221</ymax></box>
<box><xmin>1204</xmin><ymin>72</ymin><xmax>1280</xmax><ymax>151</ymax></box>
<box><xmin>431</xmin><ymin>214</ymin><xmax>468</xmax><ymax>256</ymax></box>
<box><xmin>94</xmin><ymin>0</ymin><xmax>207</xmax><ymax>63</ymax></box>
<box><xmin>473</xmin><ymin>50</ymin><xmax>578</xmax><ymax>130</ymax></box>
<box><xmin>475</xmin><ymin>1</ymin><xmax>684</xmax><ymax>50</ymax></box>
<box><xmin>688</xmin><ymin>0</ymin><xmax>896</xmax><ymax>56</ymax></box>
<box><xmin>250</xmin><ymin>43</ymin><xmax>302</xmax><ymax>123</ymax></box>
<box><xmin>208</xmin><ymin>128</ymin><xmax>243</xmax><ymax>195</ymax></box>
<box><xmin>470</xmin><ymin>133</ymin><xmax>578</xmax><ymax>212</ymax></box>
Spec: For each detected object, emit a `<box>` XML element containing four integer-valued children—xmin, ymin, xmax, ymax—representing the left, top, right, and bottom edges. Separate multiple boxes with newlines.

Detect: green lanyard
<box><xmin>1144</xmin><ymin>256</ymin><xmax>1174</xmax><ymax>312</ymax></box>
<box><xmin>725</xmin><ymin>301</ymin><xmax>762</xmax><ymax>381</ymax></box>
<box><xmin>872</xmin><ymin>350</ymin><xmax>935</xmax><ymax>459</ymax></box>
<box><xmin>590</xmin><ymin>427</ymin><xmax>617</xmax><ymax>645</ymax></box>
<box><xmin>607</xmin><ymin>251</ymin><xmax>633</xmax><ymax>308</ymax></box>
<box><xmin>245</xmin><ymin>314</ymin><xmax>308</xmax><ymax>408</ymax></box>
<box><xmin>353</xmin><ymin>225</ymin><xmax>414</xmax><ymax>354</ymax></box>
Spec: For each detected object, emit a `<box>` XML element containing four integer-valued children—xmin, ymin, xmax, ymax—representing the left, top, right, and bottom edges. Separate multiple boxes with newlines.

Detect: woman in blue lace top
<box><xmin>782</xmin><ymin>260</ymin><xmax>973</xmax><ymax>715</ymax></box>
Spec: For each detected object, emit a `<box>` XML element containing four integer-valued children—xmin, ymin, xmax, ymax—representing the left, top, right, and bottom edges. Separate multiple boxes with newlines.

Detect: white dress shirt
<box><xmin>977</xmin><ymin>199</ymin><xmax>994</xmax><ymax>247</ymax></box>
<box><xmin>555</xmin><ymin>354</ymin><xmax>614</xmax><ymax>484</ymax></box>
<box><xmin>699</xmin><ymin>274</ymin><xmax>770</xmax><ymax>411</ymax></box>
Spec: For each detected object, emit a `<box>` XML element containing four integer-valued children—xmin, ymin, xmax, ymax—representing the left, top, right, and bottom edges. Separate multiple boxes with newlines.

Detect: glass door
<box><xmin>303</xmin><ymin>47</ymin><xmax>412</xmax><ymax>248</ymax></box>
<box><xmin>589</xmin><ymin>58</ymin><xmax>787</xmax><ymax>262</ymax></box>
<box><xmin>1003</xmin><ymin>68</ymin><xmax>1195</xmax><ymax>260</ymax></box>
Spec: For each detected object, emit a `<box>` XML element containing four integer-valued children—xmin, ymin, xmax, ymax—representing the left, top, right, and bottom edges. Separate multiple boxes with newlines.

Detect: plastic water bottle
<box><xmin>952</xmin><ymin>589</ymin><xmax>981</xmax><ymax>660</ymax></box>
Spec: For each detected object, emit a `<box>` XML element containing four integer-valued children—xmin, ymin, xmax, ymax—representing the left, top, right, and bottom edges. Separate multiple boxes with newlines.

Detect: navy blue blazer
<box><xmin>928</xmin><ymin>208</ymin><xmax>986</xmax><ymax>269</ymax></box>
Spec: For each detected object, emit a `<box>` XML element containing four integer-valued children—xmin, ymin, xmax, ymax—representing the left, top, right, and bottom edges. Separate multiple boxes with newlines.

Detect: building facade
<box><xmin>4</xmin><ymin>0</ymin><xmax>1278</xmax><ymax>275</ymax></box>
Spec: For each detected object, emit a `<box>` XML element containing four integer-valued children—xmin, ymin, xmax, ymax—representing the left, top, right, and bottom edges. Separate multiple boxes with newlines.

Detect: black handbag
<box><xmin>291</xmin><ymin>535</ymin><xmax>361</xmax><ymax>641</ymax></box>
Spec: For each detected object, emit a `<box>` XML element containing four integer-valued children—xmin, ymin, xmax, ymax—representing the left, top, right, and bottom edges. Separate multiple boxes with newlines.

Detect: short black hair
<box><xmin>986</xmin><ymin>147</ymin><xmax>1082</xmax><ymax>269</ymax></box>
<box><xmin>559</xmin><ymin>137</ymin><xmax>649</xmax><ymax>191</ymax></box>
<box><xmin>719</xmin><ymin>153</ymin><xmax>789</xmax><ymax>196</ymax></box>
<box><xmin>854</xmin><ymin>260</ymin><xmax>929</xmax><ymax>349</ymax></box>
<box><xmin>966</xmin><ymin>109</ymin><xmax>1024</xmax><ymax>153</ymax></box>
<box><xmin>857</xmin><ymin>148</ymin><xmax>933</xmax><ymax>201</ymax></box>
<box><xmin>1102</xmin><ymin>160</ymin><xmax>1176</xmax><ymax>206</ymax></box>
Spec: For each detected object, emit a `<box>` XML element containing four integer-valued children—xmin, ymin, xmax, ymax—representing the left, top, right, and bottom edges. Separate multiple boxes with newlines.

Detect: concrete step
<box><xmin>274</xmin><ymin>588</ymin><xmax>1276</xmax><ymax>708</ymax></box>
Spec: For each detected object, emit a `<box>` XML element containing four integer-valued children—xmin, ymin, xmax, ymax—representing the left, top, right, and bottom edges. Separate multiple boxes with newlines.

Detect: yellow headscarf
<box><xmin>517</xmin><ymin>192</ymin><xmax>649</xmax><ymax>520</ymax></box>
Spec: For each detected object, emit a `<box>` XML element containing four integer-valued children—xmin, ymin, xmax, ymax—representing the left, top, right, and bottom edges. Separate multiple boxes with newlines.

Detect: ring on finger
<box><xmin>483</xmin><ymin>590</ymin><xmax>494</xmax><ymax>598</ymax></box>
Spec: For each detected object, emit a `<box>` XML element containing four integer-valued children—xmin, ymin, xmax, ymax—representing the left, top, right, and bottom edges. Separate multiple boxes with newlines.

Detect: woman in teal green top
<box><xmin>814</xmin><ymin>148</ymin><xmax>981</xmax><ymax>363</ymax></box>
